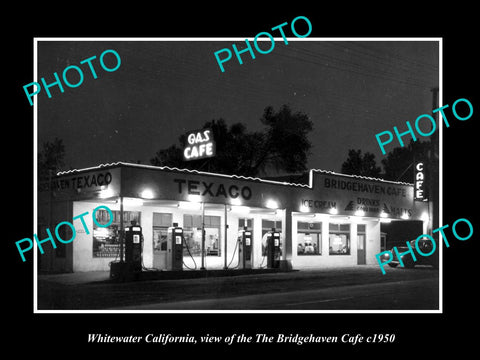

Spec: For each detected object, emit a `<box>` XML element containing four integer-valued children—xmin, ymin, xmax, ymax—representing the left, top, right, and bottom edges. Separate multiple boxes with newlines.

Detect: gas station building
<box><xmin>37</xmin><ymin>162</ymin><xmax>430</xmax><ymax>273</ymax></box>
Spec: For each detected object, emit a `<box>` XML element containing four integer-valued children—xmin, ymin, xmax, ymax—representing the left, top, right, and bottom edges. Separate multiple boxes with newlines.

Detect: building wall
<box><xmin>71</xmin><ymin>200</ymin><xmax>285</xmax><ymax>272</ymax></box>
<box><xmin>291</xmin><ymin>213</ymin><xmax>381</xmax><ymax>269</ymax></box>
<box><xmin>42</xmin><ymin>164</ymin><xmax>425</xmax><ymax>273</ymax></box>
<box><xmin>47</xmin><ymin>199</ymin><xmax>385</xmax><ymax>272</ymax></box>
<box><xmin>37</xmin><ymin>198</ymin><xmax>73</xmax><ymax>273</ymax></box>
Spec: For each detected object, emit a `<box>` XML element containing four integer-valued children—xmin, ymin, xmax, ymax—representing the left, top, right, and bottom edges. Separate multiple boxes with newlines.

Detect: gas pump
<box><xmin>266</xmin><ymin>228</ymin><xmax>281</xmax><ymax>269</ymax></box>
<box><xmin>167</xmin><ymin>223</ymin><xmax>184</xmax><ymax>271</ymax></box>
<box><xmin>125</xmin><ymin>225</ymin><xmax>143</xmax><ymax>272</ymax></box>
<box><xmin>237</xmin><ymin>227</ymin><xmax>252</xmax><ymax>269</ymax></box>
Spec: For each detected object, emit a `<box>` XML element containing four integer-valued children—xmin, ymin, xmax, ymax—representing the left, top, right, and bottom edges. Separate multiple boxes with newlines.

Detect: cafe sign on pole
<box><xmin>183</xmin><ymin>128</ymin><xmax>216</xmax><ymax>161</ymax></box>
<box><xmin>414</xmin><ymin>161</ymin><xmax>428</xmax><ymax>201</ymax></box>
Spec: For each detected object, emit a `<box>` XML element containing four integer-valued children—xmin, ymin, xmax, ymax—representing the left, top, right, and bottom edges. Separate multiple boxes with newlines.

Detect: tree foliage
<box><xmin>341</xmin><ymin>149</ymin><xmax>382</xmax><ymax>177</ymax></box>
<box><xmin>380</xmin><ymin>139</ymin><xmax>430</xmax><ymax>182</ymax></box>
<box><xmin>150</xmin><ymin>105</ymin><xmax>313</xmax><ymax>177</ymax></box>
<box><xmin>38</xmin><ymin>137</ymin><xmax>66</xmax><ymax>182</ymax></box>
<box><xmin>341</xmin><ymin>140</ymin><xmax>431</xmax><ymax>182</ymax></box>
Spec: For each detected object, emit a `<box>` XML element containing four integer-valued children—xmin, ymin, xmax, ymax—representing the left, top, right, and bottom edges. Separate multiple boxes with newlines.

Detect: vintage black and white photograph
<box><xmin>34</xmin><ymin>38</ymin><xmax>441</xmax><ymax>311</ymax></box>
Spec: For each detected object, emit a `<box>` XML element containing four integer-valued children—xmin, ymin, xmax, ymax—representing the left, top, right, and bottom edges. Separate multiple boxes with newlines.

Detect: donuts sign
<box><xmin>183</xmin><ymin>129</ymin><xmax>216</xmax><ymax>161</ymax></box>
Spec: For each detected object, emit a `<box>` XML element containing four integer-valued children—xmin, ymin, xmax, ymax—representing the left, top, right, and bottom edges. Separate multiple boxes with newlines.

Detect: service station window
<box><xmin>93</xmin><ymin>210</ymin><xmax>141</xmax><ymax>258</ymax></box>
<box><xmin>329</xmin><ymin>223</ymin><xmax>351</xmax><ymax>255</ymax></box>
<box><xmin>183</xmin><ymin>214</ymin><xmax>221</xmax><ymax>257</ymax></box>
<box><xmin>261</xmin><ymin>219</ymin><xmax>282</xmax><ymax>256</ymax></box>
<box><xmin>239</xmin><ymin>218</ymin><xmax>253</xmax><ymax>230</ymax></box>
<box><xmin>297</xmin><ymin>221</ymin><xmax>322</xmax><ymax>256</ymax></box>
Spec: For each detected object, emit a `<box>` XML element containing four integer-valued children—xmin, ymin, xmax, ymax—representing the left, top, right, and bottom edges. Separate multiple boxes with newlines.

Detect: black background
<box><xmin>6</xmin><ymin>4</ymin><xmax>478</xmax><ymax>356</ymax></box>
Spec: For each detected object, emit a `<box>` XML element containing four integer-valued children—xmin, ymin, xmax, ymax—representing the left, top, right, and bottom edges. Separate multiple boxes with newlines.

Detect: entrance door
<box><xmin>205</xmin><ymin>227</ymin><xmax>220</xmax><ymax>256</ymax></box>
<box><xmin>357</xmin><ymin>234</ymin><xmax>366</xmax><ymax>265</ymax></box>
<box><xmin>152</xmin><ymin>212</ymin><xmax>173</xmax><ymax>270</ymax></box>
<box><xmin>153</xmin><ymin>227</ymin><xmax>168</xmax><ymax>270</ymax></box>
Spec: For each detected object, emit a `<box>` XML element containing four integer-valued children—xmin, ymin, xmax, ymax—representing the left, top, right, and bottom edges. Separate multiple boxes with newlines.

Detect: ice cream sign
<box><xmin>183</xmin><ymin>129</ymin><xmax>216</xmax><ymax>161</ymax></box>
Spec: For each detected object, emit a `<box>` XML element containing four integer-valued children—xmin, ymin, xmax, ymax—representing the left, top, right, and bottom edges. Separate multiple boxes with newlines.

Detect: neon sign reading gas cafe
<box><xmin>414</xmin><ymin>162</ymin><xmax>427</xmax><ymax>201</ymax></box>
<box><xmin>183</xmin><ymin>129</ymin><xmax>216</xmax><ymax>161</ymax></box>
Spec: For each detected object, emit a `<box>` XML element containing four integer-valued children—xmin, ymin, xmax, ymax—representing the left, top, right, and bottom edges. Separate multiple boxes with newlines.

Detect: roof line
<box><xmin>56</xmin><ymin>161</ymin><xmax>311</xmax><ymax>188</ymax></box>
<box><xmin>310</xmin><ymin>169</ymin><xmax>413</xmax><ymax>186</ymax></box>
<box><xmin>55</xmin><ymin>162</ymin><xmax>413</xmax><ymax>188</ymax></box>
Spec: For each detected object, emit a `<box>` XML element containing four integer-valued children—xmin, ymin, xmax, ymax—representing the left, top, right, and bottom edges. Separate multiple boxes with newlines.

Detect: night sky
<box><xmin>37</xmin><ymin>39</ymin><xmax>439</xmax><ymax>174</ymax></box>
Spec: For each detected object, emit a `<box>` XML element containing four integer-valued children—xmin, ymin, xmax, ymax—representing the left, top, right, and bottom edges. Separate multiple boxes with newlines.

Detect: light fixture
<box><xmin>98</xmin><ymin>188</ymin><xmax>115</xmax><ymax>199</ymax></box>
<box><xmin>354</xmin><ymin>210</ymin><xmax>365</xmax><ymax>217</ymax></box>
<box><xmin>299</xmin><ymin>204</ymin><xmax>310</xmax><ymax>213</ymax></box>
<box><xmin>230</xmin><ymin>198</ymin><xmax>242</xmax><ymax>206</ymax></box>
<box><xmin>329</xmin><ymin>208</ymin><xmax>338</xmax><ymax>215</ymax></box>
<box><xmin>379</xmin><ymin>211</ymin><xmax>388</xmax><ymax>218</ymax></box>
<box><xmin>401</xmin><ymin>213</ymin><xmax>410</xmax><ymax>220</ymax></box>
<box><xmin>265</xmin><ymin>199</ymin><xmax>278</xmax><ymax>209</ymax></box>
<box><xmin>140</xmin><ymin>188</ymin><xmax>154</xmax><ymax>199</ymax></box>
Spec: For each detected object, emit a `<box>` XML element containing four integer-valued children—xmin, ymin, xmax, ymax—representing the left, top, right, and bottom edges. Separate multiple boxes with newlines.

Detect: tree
<box><xmin>257</xmin><ymin>104</ymin><xmax>313</xmax><ymax>174</ymax></box>
<box><xmin>381</xmin><ymin>139</ymin><xmax>430</xmax><ymax>182</ymax></box>
<box><xmin>341</xmin><ymin>149</ymin><xmax>382</xmax><ymax>177</ymax></box>
<box><xmin>150</xmin><ymin>105</ymin><xmax>313</xmax><ymax>177</ymax></box>
<box><xmin>38</xmin><ymin>137</ymin><xmax>66</xmax><ymax>182</ymax></box>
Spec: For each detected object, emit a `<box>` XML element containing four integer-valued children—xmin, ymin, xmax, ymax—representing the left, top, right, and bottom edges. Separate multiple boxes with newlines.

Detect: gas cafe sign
<box><xmin>183</xmin><ymin>129</ymin><xmax>216</xmax><ymax>161</ymax></box>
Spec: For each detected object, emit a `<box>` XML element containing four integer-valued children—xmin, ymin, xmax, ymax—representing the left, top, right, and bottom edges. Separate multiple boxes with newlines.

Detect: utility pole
<box><xmin>119</xmin><ymin>196</ymin><xmax>124</xmax><ymax>262</ymax></box>
<box><xmin>200</xmin><ymin>202</ymin><xmax>206</xmax><ymax>270</ymax></box>
<box><xmin>430</xmin><ymin>86</ymin><xmax>439</xmax><ymax>236</ymax></box>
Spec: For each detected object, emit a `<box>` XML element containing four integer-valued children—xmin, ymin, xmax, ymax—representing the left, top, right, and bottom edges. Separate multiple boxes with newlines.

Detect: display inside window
<box><xmin>329</xmin><ymin>223</ymin><xmax>350</xmax><ymax>255</ymax></box>
<box><xmin>183</xmin><ymin>215</ymin><xmax>221</xmax><ymax>257</ymax></box>
<box><xmin>297</xmin><ymin>221</ymin><xmax>322</xmax><ymax>256</ymax></box>
<box><xmin>205</xmin><ymin>228</ymin><xmax>220</xmax><ymax>255</ymax></box>
<box><xmin>93</xmin><ymin>210</ymin><xmax>141</xmax><ymax>258</ymax></box>
<box><xmin>297</xmin><ymin>233</ymin><xmax>321</xmax><ymax>255</ymax></box>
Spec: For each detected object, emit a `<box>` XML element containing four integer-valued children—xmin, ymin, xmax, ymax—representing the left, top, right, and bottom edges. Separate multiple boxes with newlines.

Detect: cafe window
<box><xmin>183</xmin><ymin>214</ymin><xmax>221</xmax><ymax>257</ymax></box>
<box><xmin>329</xmin><ymin>223</ymin><xmax>350</xmax><ymax>255</ymax></box>
<box><xmin>92</xmin><ymin>210</ymin><xmax>141</xmax><ymax>258</ymax></box>
<box><xmin>297</xmin><ymin>221</ymin><xmax>322</xmax><ymax>256</ymax></box>
<box><xmin>153</xmin><ymin>213</ymin><xmax>172</xmax><ymax>253</ymax></box>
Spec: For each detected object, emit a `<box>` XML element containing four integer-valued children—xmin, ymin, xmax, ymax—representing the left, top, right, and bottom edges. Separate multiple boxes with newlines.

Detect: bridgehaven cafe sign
<box><xmin>311</xmin><ymin>171</ymin><xmax>415</xmax><ymax>219</ymax></box>
<box><xmin>38</xmin><ymin>168</ymin><xmax>121</xmax><ymax>201</ymax></box>
<box><xmin>39</xmin><ymin>171</ymin><xmax>113</xmax><ymax>192</ymax></box>
<box><xmin>183</xmin><ymin>129</ymin><xmax>216</xmax><ymax>161</ymax></box>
